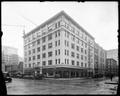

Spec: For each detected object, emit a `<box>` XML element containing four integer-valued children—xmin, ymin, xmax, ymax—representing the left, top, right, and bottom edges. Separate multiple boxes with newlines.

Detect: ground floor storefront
<box><xmin>24</xmin><ymin>67</ymin><xmax>94</xmax><ymax>78</ymax></box>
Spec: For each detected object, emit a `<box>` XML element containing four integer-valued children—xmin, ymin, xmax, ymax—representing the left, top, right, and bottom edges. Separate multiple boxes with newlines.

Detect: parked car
<box><xmin>3</xmin><ymin>72</ymin><xmax>12</xmax><ymax>82</ymax></box>
<box><xmin>23</xmin><ymin>74</ymin><xmax>34</xmax><ymax>79</ymax></box>
<box><xmin>34</xmin><ymin>74</ymin><xmax>44</xmax><ymax>80</ymax></box>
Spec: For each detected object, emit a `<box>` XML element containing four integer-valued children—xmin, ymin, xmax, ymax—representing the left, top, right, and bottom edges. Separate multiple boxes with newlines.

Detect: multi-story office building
<box><xmin>105</xmin><ymin>58</ymin><xmax>118</xmax><ymax>76</ymax></box>
<box><xmin>107</xmin><ymin>49</ymin><xmax>118</xmax><ymax>65</ymax></box>
<box><xmin>94</xmin><ymin>42</ymin><xmax>107</xmax><ymax>77</ymax></box>
<box><xmin>23</xmin><ymin>11</ymin><xmax>96</xmax><ymax>78</ymax></box>
<box><xmin>2</xmin><ymin>46</ymin><xmax>19</xmax><ymax>73</ymax></box>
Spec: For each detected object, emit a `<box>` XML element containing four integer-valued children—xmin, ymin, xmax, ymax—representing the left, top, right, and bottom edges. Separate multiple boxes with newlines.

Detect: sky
<box><xmin>2</xmin><ymin>1</ymin><xmax>118</xmax><ymax>58</ymax></box>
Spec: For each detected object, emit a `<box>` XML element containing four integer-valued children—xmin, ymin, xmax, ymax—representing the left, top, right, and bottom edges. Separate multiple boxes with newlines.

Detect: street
<box><xmin>6</xmin><ymin>77</ymin><xmax>118</xmax><ymax>95</ymax></box>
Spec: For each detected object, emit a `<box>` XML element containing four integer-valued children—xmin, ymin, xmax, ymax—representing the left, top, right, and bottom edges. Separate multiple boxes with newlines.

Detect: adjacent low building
<box><xmin>105</xmin><ymin>58</ymin><xmax>118</xmax><ymax>76</ymax></box>
<box><xmin>2</xmin><ymin>46</ymin><xmax>19</xmax><ymax>74</ymax></box>
<box><xmin>94</xmin><ymin>42</ymin><xmax>107</xmax><ymax>77</ymax></box>
<box><xmin>107</xmin><ymin>49</ymin><xmax>118</xmax><ymax>65</ymax></box>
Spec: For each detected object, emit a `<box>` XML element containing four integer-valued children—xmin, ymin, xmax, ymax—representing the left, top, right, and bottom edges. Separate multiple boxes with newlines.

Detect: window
<box><xmin>37</xmin><ymin>62</ymin><xmax>40</xmax><ymax>65</ymax></box>
<box><xmin>55</xmin><ymin>41</ymin><xmax>57</xmax><ymax>46</ymax></box>
<box><xmin>55</xmin><ymin>31</ymin><xmax>57</xmax><ymax>38</ymax></box>
<box><xmin>81</xmin><ymin>41</ymin><xmax>83</xmax><ymax>46</ymax></box>
<box><xmin>55</xmin><ymin>40</ymin><xmax>60</xmax><ymax>46</ymax></box>
<box><xmin>48</xmin><ymin>33</ymin><xmax>52</xmax><ymax>40</ymax></box>
<box><xmin>58</xmin><ymin>40</ymin><xmax>60</xmax><ymax>46</ymax></box>
<box><xmin>48</xmin><ymin>25</ymin><xmax>53</xmax><ymax>32</ymax></box>
<box><xmin>48</xmin><ymin>51</ymin><xmax>52</xmax><ymax>57</ymax></box>
<box><xmin>55</xmin><ymin>30</ymin><xmax>60</xmax><ymax>38</ymax></box>
<box><xmin>42</xmin><ymin>37</ymin><xmax>46</xmax><ymax>43</ymax></box>
<box><xmin>71</xmin><ymin>35</ymin><xmax>75</xmax><ymax>41</ymax></box>
<box><xmin>58</xmin><ymin>30</ymin><xmax>60</xmax><ymax>36</ymax></box>
<box><xmin>37</xmin><ymin>39</ymin><xmax>40</xmax><ymax>45</ymax></box>
<box><xmin>42</xmin><ymin>53</ymin><xmax>46</xmax><ymax>58</ymax></box>
<box><xmin>65</xmin><ymin>49</ymin><xmax>66</xmax><ymax>55</ymax></box>
<box><xmin>65</xmin><ymin>49</ymin><xmax>69</xmax><ymax>56</ymax></box>
<box><xmin>48</xmin><ymin>60</ymin><xmax>52</xmax><ymax>65</ymax></box>
<box><xmin>48</xmin><ymin>43</ymin><xmax>52</xmax><ymax>49</ymax></box>
<box><xmin>37</xmin><ymin>47</ymin><xmax>40</xmax><ymax>52</ymax></box>
<box><xmin>32</xmin><ymin>49</ymin><xmax>35</xmax><ymax>54</ymax></box>
<box><xmin>64</xmin><ymin>59</ymin><xmax>66</xmax><ymax>64</ymax></box>
<box><xmin>85</xmin><ymin>43</ymin><xmax>87</xmax><ymax>48</ymax></box>
<box><xmin>81</xmin><ymin>48</ymin><xmax>83</xmax><ymax>53</ymax></box>
<box><xmin>29</xmin><ymin>57</ymin><xmax>31</xmax><ymax>61</ymax></box>
<box><xmin>76</xmin><ymin>46</ymin><xmax>79</xmax><ymax>51</ymax></box>
<box><xmin>37</xmin><ymin>31</ymin><xmax>41</xmax><ymax>37</ymax></box>
<box><xmin>58</xmin><ymin>59</ymin><xmax>60</xmax><ymax>64</ymax></box>
<box><xmin>65</xmin><ymin>31</ymin><xmax>69</xmax><ymax>38</ymax></box>
<box><xmin>77</xmin><ymin>61</ymin><xmax>79</xmax><ymax>66</ymax></box>
<box><xmin>71</xmin><ymin>43</ymin><xmax>75</xmax><ymax>49</ymax></box>
<box><xmin>72</xmin><ymin>60</ymin><xmax>75</xmax><ymax>65</ymax></box>
<box><xmin>37</xmin><ymin>55</ymin><xmax>40</xmax><ymax>59</ymax></box>
<box><xmin>66</xmin><ymin>24</ymin><xmax>69</xmax><ymax>29</ymax></box>
<box><xmin>65</xmin><ymin>40</ymin><xmax>67</xmax><ymax>46</ymax></box>
<box><xmin>67</xmin><ymin>31</ymin><xmax>69</xmax><ymax>38</ymax></box>
<box><xmin>55</xmin><ymin>59</ymin><xmax>57</xmax><ymax>64</ymax></box>
<box><xmin>71</xmin><ymin>52</ymin><xmax>75</xmax><ymax>57</ymax></box>
<box><xmin>32</xmin><ymin>34</ymin><xmax>35</xmax><ymax>40</ymax></box>
<box><xmin>81</xmin><ymin>55</ymin><xmax>83</xmax><ymax>60</ymax></box>
<box><xmin>42</xmin><ymin>45</ymin><xmax>46</xmax><ymax>51</ymax></box>
<box><xmin>28</xmin><ymin>50</ymin><xmax>31</xmax><ymax>55</ymax></box>
<box><xmin>67</xmin><ymin>50</ymin><xmax>69</xmax><ymax>56</ymax></box>
<box><xmin>55</xmin><ymin>50</ymin><xmax>57</xmax><ymax>56</ymax></box>
<box><xmin>85</xmin><ymin>50</ymin><xmax>87</xmax><ymax>54</ymax></box>
<box><xmin>55</xmin><ymin>23</ymin><xmax>57</xmax><ymax>28</ymax></box>
<box><xmin>58</xmin><ymin>49</ymin><xmax>60</xmax><ymax>55</ymax></box>
<box><xmin>42</xmin><ymin>61</ymin><xmax>46</xmax><ymax>66</ymax></box>
<box><xmin>77</xmin><ymin>54</ymin><xmax>79</xmax><ymax>59</ymax></box>
<box><xmin>33</xmin><ymin>63</ymin><xmax>35</xmax><ymax>67</ymax></box>
<box><xmin>58</xmin><ymin>21</ymin><xmax>60</xmax><ymax>27</ymax></box>
<box><xmin>33</xmin><ymin>56</ymin><xmax>35</xmax><ymax>60</ymax></box>
<box><xmin>29</xmin><ymin>63</ymin><xmax>31</xmax><ymax>67</ymax></box>
<box><xmin>67</xmin><ymin>41</ymin><xmax>69</xmax><ymax>47</ymax></box>
<box><xmin>81</xmin><ymin>62</ymin><xmax>83</xmax><ymax>67</ymax></box>
<box><xmin>32</xmin><ymin>41</ymin><xmax>36</xmax><ymax>47</ymax></box>
<box><xmin>67</xmin><ymin>59</ymin><xmax>69</xmax><ymax>64</ymax></box>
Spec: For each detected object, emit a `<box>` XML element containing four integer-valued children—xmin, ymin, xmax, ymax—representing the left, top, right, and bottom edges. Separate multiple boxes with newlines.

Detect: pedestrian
<box><xmin>110</xmin><ymin>74</ymin><xmax>113</xmax><ymax>81</ymax></box>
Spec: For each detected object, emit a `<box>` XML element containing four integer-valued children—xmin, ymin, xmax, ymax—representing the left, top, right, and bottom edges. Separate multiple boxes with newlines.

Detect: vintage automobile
<box><xmin>3</xmin><ymin>72</ymin><xmax>12</xmax><ymax>82</ymax></box>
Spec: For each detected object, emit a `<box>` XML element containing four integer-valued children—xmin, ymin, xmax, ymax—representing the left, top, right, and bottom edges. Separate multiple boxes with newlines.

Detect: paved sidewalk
<box><xmin>44</xmin><ymin>77</ymin><xmax>90</xmax><ymax>80</ymax></box>
<box><xmin>90</xmin><ymin>77</ymin><xmax>118</xmax><ymax>94</ymax></box>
